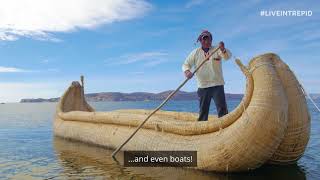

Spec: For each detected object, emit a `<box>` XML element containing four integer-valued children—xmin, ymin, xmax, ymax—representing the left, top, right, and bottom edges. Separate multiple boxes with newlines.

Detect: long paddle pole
<box><xmin>111</xmin><ymin>46</ymin><xmax>221</xmax><ymax>158</ymax></box>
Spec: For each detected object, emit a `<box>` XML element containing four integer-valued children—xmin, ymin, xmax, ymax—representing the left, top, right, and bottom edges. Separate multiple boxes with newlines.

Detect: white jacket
<box><xmin>182</xmin><ymin>46</ymin><xmax>231</xmax><ymax>88</ymax></box>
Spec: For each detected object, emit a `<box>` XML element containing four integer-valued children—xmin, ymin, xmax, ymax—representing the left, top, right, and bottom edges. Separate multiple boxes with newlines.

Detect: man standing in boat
<box><xmin>182</xmin><ymin>30</ymin><xmax>232</xmax><ymax>120</ymax></box>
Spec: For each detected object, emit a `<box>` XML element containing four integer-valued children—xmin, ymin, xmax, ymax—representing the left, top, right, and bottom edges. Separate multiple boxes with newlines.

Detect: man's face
<box><xmin>201</xmin><ymin>36</ymin><xmax>212</xmax><ymax>49</ymax></box>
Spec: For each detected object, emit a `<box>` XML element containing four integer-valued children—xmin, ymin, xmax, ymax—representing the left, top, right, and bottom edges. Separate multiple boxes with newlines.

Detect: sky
<box><xmin>0</xmin><ymin>0</ymin><xmax>319</xmax><ymax>102</ymax></box>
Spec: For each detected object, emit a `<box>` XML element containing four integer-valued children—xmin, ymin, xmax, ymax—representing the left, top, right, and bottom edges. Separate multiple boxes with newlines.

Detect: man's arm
<box><xmin>217</xmin><ymin>41</ymin><xmax>232</xmax><ymax>61</ymax></box>
<box><xmin>182</xmin><ymin>50</ymin><xmax>196</xmax><ymax>78</ymax></box>
<box><xmin>219</xmin><ymin>48</ymin><xmax>232</xmax><ymax>60</ymax></box>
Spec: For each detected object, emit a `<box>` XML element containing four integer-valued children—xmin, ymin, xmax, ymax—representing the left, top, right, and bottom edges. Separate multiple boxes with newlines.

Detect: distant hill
<box><xmin>20</xmin><ymin>98</ymin><xmax>59</xmax><ymax>103</ymax></box>
<box><xmin>20</xmin><ymin>91</ymin><xmax>244</xmax><ymax>103</ymax></box>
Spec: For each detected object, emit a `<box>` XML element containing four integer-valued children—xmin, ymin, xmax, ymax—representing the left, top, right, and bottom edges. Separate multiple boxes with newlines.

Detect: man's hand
<box><xmin>184</xmin><ymin>70</ymin><xmax>193</xmax><ymax>79</ymax></box>
<box><xmin>219</xmin><ymin>41</ymin><xmax>226</xmax><ymax>53</ymax></box>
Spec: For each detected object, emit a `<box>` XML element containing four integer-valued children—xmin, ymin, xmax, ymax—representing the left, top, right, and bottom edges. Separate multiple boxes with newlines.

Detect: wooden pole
<box><xmin>80</xmin><ymin>75</ymin><xmax>84</xmax><ymax>88</ymax></box>
<box><xmin>111</xmin><ymin>46</ymin><xmax>221</xmax><ymax>158</ymax></box>
<box><xmin>80</xmin><ymin>75</ymin><xmax>85</xmax><ymax>106</ymax></box>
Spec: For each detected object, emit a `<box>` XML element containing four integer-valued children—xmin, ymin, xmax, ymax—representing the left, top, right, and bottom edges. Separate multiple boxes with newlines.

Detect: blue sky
<box><xmin>0</xmin><ymin>0</ymin><xmax>319</xmax><ymax>102</ymax></box>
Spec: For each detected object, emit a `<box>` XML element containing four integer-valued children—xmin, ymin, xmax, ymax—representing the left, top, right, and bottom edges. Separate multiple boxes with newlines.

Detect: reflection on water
<box><xmin>52</xmin><ymin>137</ymin><xmax>307</xmax><ymax>180</ymax></box>
<box><xmin>0</xmin><ymin>100</ymin><xmax>318</xmax><ymax>179</ymax></box>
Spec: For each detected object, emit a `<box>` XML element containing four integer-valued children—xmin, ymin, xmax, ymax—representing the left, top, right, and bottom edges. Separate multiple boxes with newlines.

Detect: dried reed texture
<box><xmin>54</xmin><ymin>53</ymin><xmax>310</xmax><ymax>172</ymax></box>
<box><xmin>265</xmin><ymin>54</ymin><xmax>310</xmax><ymax>164</ymax></box>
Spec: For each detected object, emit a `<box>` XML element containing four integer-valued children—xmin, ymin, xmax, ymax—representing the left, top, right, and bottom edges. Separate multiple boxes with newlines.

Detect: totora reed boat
<box><xmin>53</xmin><ymin>53</ymin><xmax>310</xmax><ymax>172</ymax></box>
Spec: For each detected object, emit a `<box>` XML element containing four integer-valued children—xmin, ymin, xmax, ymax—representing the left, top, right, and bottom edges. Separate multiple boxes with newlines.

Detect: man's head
<box><xmin>197</xmin><ymin>30</ymin><xmax>212</xmax><ymax>49</ymax></box>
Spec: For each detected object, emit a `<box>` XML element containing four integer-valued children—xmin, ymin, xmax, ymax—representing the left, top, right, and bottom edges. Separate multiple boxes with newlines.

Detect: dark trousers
<box><xmin>197</xmin><ymin>85</ymin><xmax>228</xmax><ymax>121</ymax></box>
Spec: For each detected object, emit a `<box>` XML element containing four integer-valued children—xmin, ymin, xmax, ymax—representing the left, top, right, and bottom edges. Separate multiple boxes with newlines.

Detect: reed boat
<box><xmin>53</xmin><ymin>53</ymin><xmax>310</xmax><ymax>172</ymax></box>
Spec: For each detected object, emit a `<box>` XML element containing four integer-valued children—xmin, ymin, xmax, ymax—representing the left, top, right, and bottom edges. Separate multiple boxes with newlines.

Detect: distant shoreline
<box><xmin>20</xmin><ymin>90</ymin><xmax>245</xmax><ymax>103</ymax></box>
<box><xmin>18</xmin><ymin>91</ymin><xmax>320</xmax><ymax>103</ymax></box>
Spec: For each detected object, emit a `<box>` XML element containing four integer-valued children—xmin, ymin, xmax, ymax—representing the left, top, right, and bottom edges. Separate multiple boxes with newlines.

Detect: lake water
<box><xmin>0</xmin><ymin>99</ymin><xmax>319</xmax><ymax>179</ymax></box>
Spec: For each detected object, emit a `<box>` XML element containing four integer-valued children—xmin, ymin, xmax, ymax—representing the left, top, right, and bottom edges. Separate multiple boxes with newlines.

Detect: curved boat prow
<box><xmin>56</xmin><ymin>81</ymin><xmax>94</xmax><ymax>113</ymax></box>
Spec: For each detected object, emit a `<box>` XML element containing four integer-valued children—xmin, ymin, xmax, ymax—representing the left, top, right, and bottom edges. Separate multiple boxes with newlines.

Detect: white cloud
<box><xmin>0</xmin><ymin>66</ymin><xmax>60</xmax><ymax>73</ymax></box>
<box><xmin>0</xmin><ymin>32</ymin><xmax>18</xmax><ymax>41</ymax></box>
<box><xmin>107</xmin><ymin>51</ymin><xmax>168</xmax><ymax>66</ymax></box>
<box><xmin>0</xmin><ymin>0</ymin><xmax>152</xmax><ymax>41</ymax></box>
<box><xmin>130</xmin><ymin>71</ymin><xmax>144</xmax><ymax>75</ymax></box>
<box><xmin>0</xmin><ymin>66</ymin><xmax>28</xmax><ymax>72</ymax></box>
<box><xmin>185</xmin><ymin>0</ymin><xmax>205</xmax><ymax>8</ymax></box>
<box><xmin>144</xmin><ymin>59</ymin><xmax>168</xmax><ymax>67</ymax></box>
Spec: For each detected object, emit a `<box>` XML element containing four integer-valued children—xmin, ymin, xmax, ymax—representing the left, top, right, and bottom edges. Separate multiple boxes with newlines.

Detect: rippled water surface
<box><xmin>0</xmin><ymin>100</ymin><xmax>319</xmax><ymax>179</ymax></box>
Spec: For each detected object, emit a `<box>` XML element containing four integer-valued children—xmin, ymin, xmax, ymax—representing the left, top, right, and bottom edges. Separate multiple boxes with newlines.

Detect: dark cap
<box><xmin>197</xmin><ymin>30</ymin><xmax>212</xmax><ymax>42</ymax></box>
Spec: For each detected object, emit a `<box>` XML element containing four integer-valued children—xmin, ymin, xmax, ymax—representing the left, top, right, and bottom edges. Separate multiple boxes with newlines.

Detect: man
<box><xmin>182</xmin><ymin>30</ymin><xmax>232</xmax><ymax>121</ymax></box>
